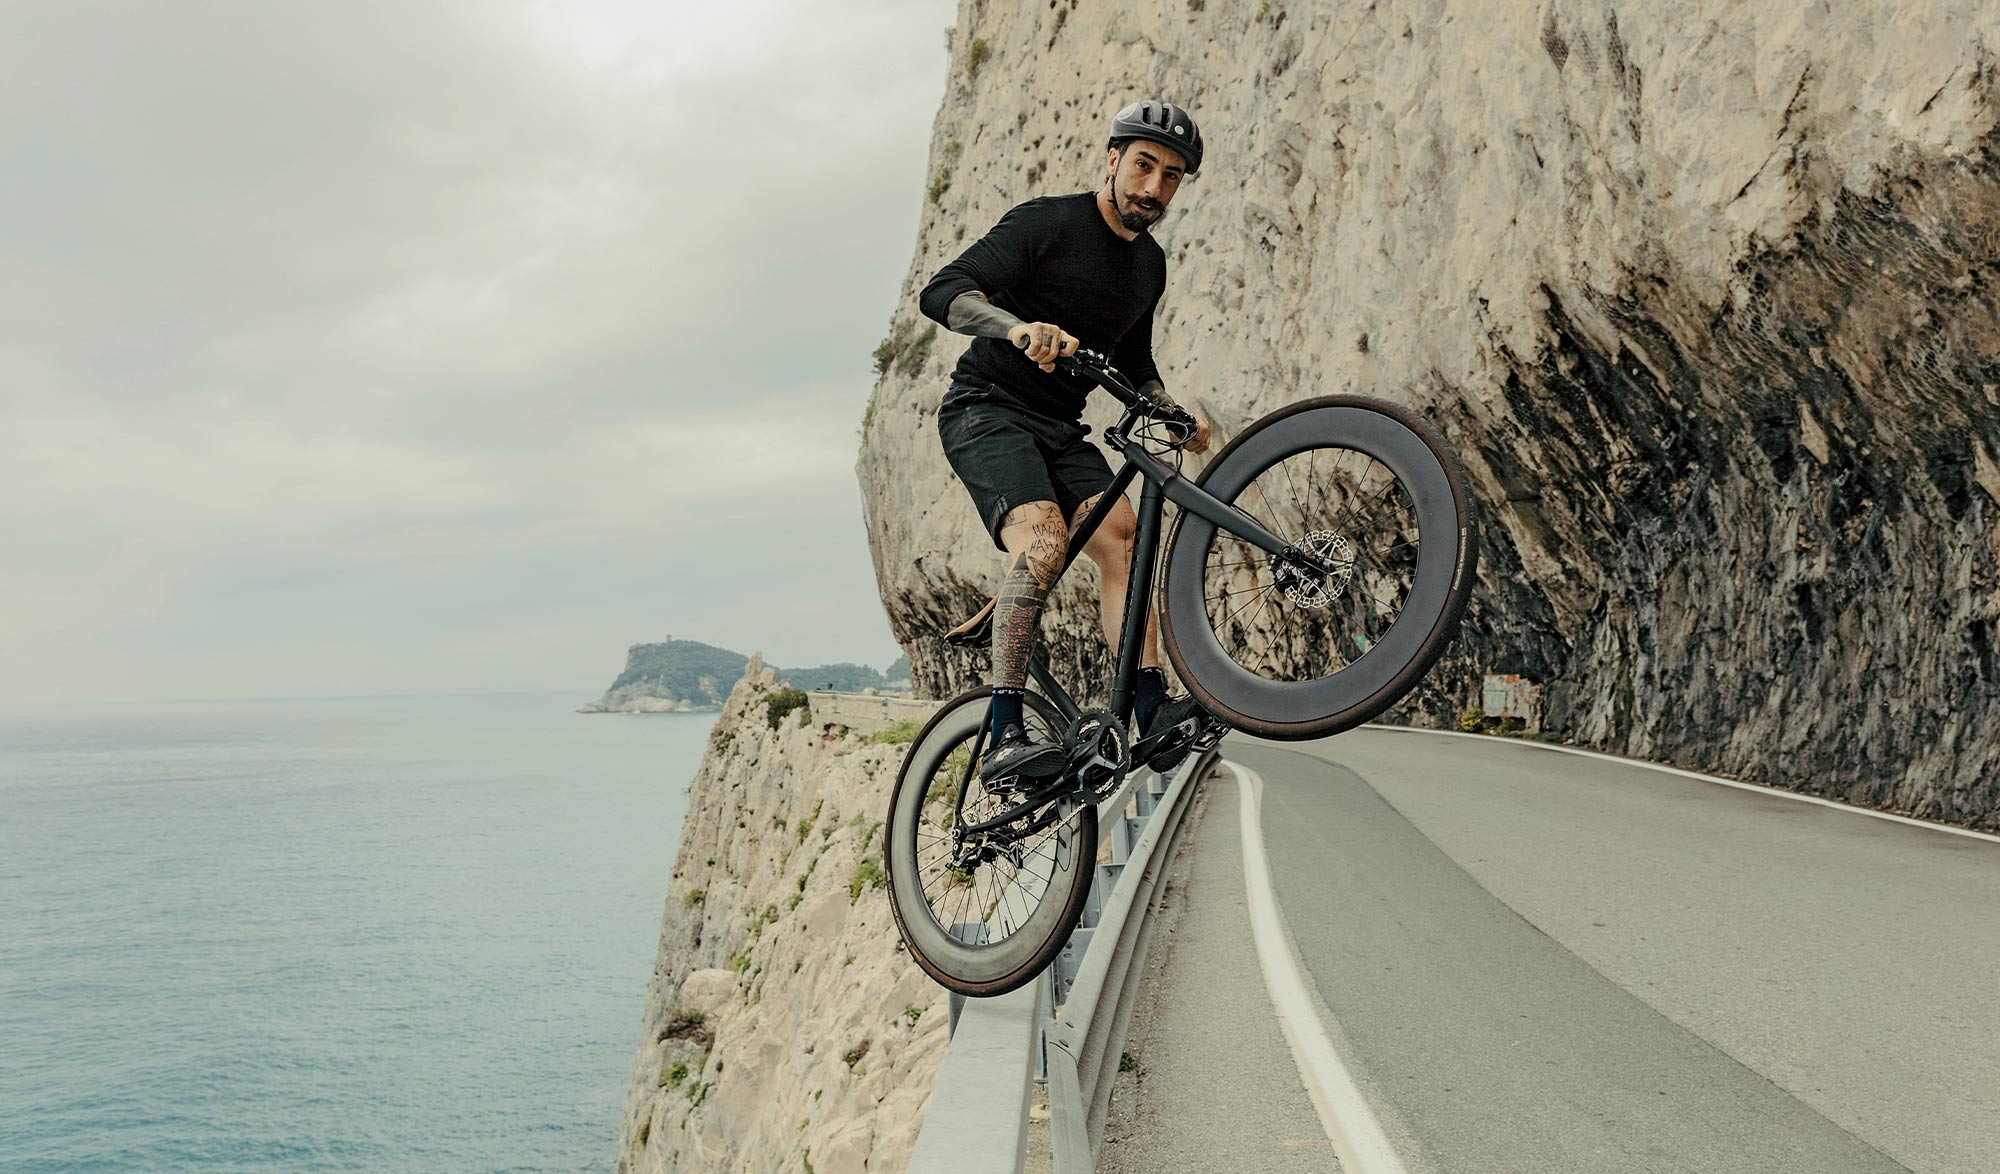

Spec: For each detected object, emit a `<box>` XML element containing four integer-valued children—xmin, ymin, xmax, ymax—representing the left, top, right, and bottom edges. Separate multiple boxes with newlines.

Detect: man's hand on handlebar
<box><xmin>1046</xmin><ymin>349</ymin><xmax>1211</xmax><ymax>453</ymax></box>
<box><xmin>1167</xmin><ymin>408</ymin><xmax>1212</xmax><ymax>455</ymax></box>
<box><xmin>1009</xmin><ymin>322</ymin><xmax>1081</xmax><ymax>372</ymax></box>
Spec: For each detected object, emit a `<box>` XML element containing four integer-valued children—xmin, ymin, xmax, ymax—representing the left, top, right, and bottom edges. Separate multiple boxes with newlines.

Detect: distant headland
<box><xmin>579</xmin><ymin>637</ymin><xmax>911</xmax><ymax>713</ymax></box>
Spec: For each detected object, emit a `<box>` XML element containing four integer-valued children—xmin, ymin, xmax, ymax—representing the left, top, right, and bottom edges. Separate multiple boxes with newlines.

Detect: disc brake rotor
<box><xmin>1275</xmin><ymin>530</ymin><xmax>1354</xmax><ymax>608</ymax></box>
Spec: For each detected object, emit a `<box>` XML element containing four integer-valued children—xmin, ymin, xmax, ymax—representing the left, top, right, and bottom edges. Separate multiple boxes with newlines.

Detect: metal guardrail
<box><xmin>907</xmin><ymin>748</ymin><xmax>1217</xmax><ymax>1174</ymax></box>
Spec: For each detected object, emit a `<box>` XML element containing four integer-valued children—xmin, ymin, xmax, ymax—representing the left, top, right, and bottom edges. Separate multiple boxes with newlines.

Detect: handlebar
<box><xmin>1051</xmin><ymin>348</ymin><xmax>1199</xmax><ymax>443</ymax></box>
<box><xmin>1010</xmin><ymin>335</ymin><xmax>1197</xmax><ymax>444</ymax></box>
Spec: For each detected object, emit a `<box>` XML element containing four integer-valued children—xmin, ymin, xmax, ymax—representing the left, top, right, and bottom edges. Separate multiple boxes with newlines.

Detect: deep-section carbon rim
<box><xmin>1161</xmin><ymin>397</ymin><xmax>1475</xmax><ymax>738</ymax></box>
<box><xmin>885</xmin><ymin>687</ymin><xmax>1097</xmax><ymax>996</ymax></box>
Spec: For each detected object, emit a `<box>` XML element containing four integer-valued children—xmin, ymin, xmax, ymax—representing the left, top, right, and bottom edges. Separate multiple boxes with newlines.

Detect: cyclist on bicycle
<box><xmin>919</xmin><ymin>99</ymin><xmax>1213</xmax><ymax>788</ymax></box>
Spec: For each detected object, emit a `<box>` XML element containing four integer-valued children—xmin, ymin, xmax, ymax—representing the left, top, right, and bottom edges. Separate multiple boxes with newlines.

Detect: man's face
<box><xmin>1106</xmin><ymin>141</ymin><xmax>1187</xmax><ymax>232</ymax></box>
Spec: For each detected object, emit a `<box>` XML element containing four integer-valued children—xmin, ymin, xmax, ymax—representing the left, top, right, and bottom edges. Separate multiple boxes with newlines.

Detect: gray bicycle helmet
<box><xmin>1107</xmin><ymin>99</ymin><xmax>1203</xmax><ymax>175</ymax></box>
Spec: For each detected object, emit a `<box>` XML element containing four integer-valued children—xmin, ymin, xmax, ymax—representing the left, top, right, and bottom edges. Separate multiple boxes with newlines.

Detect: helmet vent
<box><xmin>1108</xmin><ymin>98</ymin><xmax>1204</xmax><ymax>174</ymax></box>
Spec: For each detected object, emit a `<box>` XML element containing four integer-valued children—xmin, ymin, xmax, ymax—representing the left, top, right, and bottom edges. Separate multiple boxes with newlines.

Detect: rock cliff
<box><xmin>859</xmin><ymin>0</ymin><xmax>2000</xmax><ymax>828</ymax></box>
<box><xmin>616</xmin><ymin>658</ymin><xmax>949</xmax><ymax>1174</ymax></box>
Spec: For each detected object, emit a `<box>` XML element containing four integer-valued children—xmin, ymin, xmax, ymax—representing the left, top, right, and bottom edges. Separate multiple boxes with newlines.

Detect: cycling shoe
<box><xmin>978</xmin><ymin>723</ymin><xmax>1064</xmax><ymax>787</ymax></box>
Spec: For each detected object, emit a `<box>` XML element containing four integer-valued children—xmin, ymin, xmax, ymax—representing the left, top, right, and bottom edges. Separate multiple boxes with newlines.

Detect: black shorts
<box><xmin>937</xmin><ymin>384</ymin><xmax>1117</xmax><ymax>551</ymax></box>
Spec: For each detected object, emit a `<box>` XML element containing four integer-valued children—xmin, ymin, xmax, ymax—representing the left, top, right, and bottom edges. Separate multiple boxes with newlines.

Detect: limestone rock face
<box><xmin>859</xmin><ymin>0</ymin><xmax>2000</xmax><ymax>827</ymax></box>
<box><xmin>615</xmin><ymin>657</ymin><xmax>950</xmax><ymax>1173</ymax></box>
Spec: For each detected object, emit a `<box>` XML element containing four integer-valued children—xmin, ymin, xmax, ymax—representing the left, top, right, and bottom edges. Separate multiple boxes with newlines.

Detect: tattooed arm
<box><xmin>945</xmin><ymin>291</ymin><xmax>1077</xmax><ymax>371</ymax></box>
<box><xmin>1135</xmin><ymin>377</ymin><xmax>1176</xmax><ymax>409</ymax></box>
<box><xmin>943</xmin><ymin>291</ymin><xmax>1024</xmax><ymax>340</ymax></box>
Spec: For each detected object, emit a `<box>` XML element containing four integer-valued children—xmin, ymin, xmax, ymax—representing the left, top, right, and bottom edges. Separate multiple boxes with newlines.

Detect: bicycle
<box><xmin>884</xmin><ymin>348</ymin><xmax>1479</xmax><ymax>996</ymax></box>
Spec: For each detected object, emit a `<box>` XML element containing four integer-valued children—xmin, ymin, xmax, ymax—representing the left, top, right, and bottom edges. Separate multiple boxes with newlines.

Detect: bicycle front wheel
<box><xmin>1159</xmin><ymin>395</ymin><xmax>1478</xmax><ymax>739</ymax></box>
<box><xmin>884</xmin><ymin>686</ymin><xmax>1097</xmax><ymax>997</ymax></box>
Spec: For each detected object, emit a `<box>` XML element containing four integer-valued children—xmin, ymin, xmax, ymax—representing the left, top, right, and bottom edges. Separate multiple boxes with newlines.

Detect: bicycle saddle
<box><xmin>943</xmin><ymin>597</ymin><xmax>995</xmax><ymax>647</ymax></box>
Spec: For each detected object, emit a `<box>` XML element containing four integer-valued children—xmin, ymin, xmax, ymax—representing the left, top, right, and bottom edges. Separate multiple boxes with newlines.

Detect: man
<box><xmin>918</xmin><ymin>99</ymin><xmax>1212</xmax><ymax>787</ymax></box>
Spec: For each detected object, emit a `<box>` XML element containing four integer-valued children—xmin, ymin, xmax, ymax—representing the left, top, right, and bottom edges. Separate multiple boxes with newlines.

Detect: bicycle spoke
<box><xmin>1014</xmin><ymin>858</ymin><xmax>1054</xmax><ymax>888</ymax></box>
<box><xmin>926</xmin><ymin>868</ymin><xmax>955</xmax><ymax>912</ymax></box>
<box><xmin>1334</xmin><ymin>446</ymin><xmax>1360</xmax><ymax>511</ymax></box>
<box><xmin>1205</xmin><ymin>580</ymin><xmax>1272</xmax><ymax>603</ymax></box>
<box><xmin>1278</xmin><ymin>452</ymin><xmax>1310</xmax><ymax>534</ymax></box>
<box><xmin>1328</xmin><ymin>468</ymin><xmax>1402</xmax><ymax>546</ymax></box>
<box><xmin>1246</xmin><ymin>584</ymin><xmax>1277</xmax><ymax>634</ymax></box>
<box><xmin>1219</xmin><ymin>580</ymin><xmax>1268</xmax><ymax>632</ymax></box>
<box><xmin>1358</xmin><ymin>538</ymin><xmax>1417</xmax><ymax>572</ymax></box>
<box><xmin>950</xmin><ymin>879</ymin><xmax>972</xmax><ymax>932</ymax></box>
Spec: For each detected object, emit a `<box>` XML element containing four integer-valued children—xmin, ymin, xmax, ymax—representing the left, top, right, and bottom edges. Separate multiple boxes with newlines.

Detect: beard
<box><xmin>1112</xmin><ymin>174</ymin><xmax>1164</xmax><ymax>232</ymax></box>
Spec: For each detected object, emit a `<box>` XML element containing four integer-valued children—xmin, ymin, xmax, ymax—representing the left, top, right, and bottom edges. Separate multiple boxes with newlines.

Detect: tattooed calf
<box><xmin>990</xmin><ymin>520</ymin><xmax>1067</xmax><ymax>689</ymax></box>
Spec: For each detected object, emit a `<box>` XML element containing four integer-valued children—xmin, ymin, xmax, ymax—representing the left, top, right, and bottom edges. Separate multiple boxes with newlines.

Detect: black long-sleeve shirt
<box><xmin>919</xmin><ymin>192</ymin><xmax>1165</xmax><ymax>421</ymax></box>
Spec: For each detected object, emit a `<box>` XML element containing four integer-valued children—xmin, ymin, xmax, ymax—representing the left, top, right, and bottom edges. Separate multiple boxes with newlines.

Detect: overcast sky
<box><xmin>1</xmin><ymin>0</ymin><xmax>960</xmax><ymax>705</ymax></box>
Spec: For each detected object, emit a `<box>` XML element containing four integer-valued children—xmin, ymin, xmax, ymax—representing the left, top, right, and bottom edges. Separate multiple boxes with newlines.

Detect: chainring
<box><xmin>1062</xmin><ymin>708</ymin><xmax>1128</xmax><ymax>803</ymax></box>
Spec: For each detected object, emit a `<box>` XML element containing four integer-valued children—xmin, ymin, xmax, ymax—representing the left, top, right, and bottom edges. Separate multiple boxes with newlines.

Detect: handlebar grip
<box><xmin>1161</xmin><ymin>407</ymin><xmax>1197</xmax><ymax>442</ymax></box>
<box><xmin>1051</xmin><ymin>350</ymin><xmax>1140</xmax><ymax>405</ymax></box>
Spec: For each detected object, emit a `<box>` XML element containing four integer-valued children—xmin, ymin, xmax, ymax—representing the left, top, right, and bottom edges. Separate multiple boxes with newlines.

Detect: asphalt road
<box><xmin>1097</xmin><ymin>777</ymin><xmax>1341</xmax><ymax>1172</ymax></box>
<box><xmin>1110</xmin><ymin>728</ymin><xmax>2000</xmax><ymax>1174</ymax></box>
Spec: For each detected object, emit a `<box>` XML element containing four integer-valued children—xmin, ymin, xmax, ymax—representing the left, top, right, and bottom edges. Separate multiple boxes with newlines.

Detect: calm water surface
<box><xmin>0</xmin><ymin>693</ymin><xmax>706</xmax><ymax>1173</ymax></box>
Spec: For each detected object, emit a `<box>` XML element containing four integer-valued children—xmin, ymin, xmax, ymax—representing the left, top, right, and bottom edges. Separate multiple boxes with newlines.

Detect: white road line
<box><xmin>1358</xmin><ymin>725</ymin><xmax>2000</xmax><ymax>847</ymax></box>
<box><xmin>1228</xmin><ymin>759</ymin><xmax>1408</xmax><ymax>1174</ymax></box>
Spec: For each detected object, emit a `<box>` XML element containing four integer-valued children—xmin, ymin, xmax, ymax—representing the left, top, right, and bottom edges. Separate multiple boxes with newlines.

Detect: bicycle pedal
<box><xmin>1133</xmin><ymin>720</ymin><xmax>1195</xmax><ymax>763</ymax></box>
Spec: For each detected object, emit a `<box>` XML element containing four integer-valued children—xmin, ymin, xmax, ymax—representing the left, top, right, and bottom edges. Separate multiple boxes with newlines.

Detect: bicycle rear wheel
<box><xmin>1160</xmin><ymin>395</ymin><xmax>1478</xmax><ymax>739</ymax></box>
<box><xmin>885</xmin><ymin>686</ymin><xmax>1097</xmax><ymax>997</ymax></box>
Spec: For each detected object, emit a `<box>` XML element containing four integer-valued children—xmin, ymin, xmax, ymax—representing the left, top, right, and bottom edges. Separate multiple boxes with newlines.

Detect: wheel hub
<box><xmin>1276</xmin><ymin>530</ymin><xmax>1354</xmax><ymax>608</ymax></box>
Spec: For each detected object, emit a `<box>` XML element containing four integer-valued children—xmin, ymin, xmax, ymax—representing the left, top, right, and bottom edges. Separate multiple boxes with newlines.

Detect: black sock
<box><xmin>989</xmin><ymin>687</ymin><xmax>1025</xmax><ymax>738</ymax></box>
<box><xmin>1134</xmin><ymin>667</ymin><xmax>1168</xmax><ymax>731</ymax></box>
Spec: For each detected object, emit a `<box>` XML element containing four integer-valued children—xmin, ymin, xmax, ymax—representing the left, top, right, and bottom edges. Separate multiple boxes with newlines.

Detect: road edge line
<box><xmin>1359</xmin><ymin>726</ymin><xmax>2000</xmax><ymax>846</ymax></box>
<box><xmin>1228</xmin><ymin>759</ymin><xmax>1409</xmax><ymax>1174</ymax></box>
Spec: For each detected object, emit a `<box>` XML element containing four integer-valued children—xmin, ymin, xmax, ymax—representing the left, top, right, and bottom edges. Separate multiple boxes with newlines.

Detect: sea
<box><xmin>0</xmin><ymin>693</ymin><xmax>710</xmax><ymax>1173</ymax></box>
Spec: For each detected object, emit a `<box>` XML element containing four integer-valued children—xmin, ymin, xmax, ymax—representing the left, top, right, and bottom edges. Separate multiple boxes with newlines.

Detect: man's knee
<box><xmin>1078</xmin><ymin>496</ymin><xmax>1137</xmax><ymax>568</ymax></box>
<box><xmin>998</xmin><ymin>500</ymin><xmax>1067</xmax><ymax>587</ymax></box>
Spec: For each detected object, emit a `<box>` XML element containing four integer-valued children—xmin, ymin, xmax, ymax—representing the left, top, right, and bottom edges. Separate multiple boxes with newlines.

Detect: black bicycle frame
<box><xmin>1018</xmin><ymin>352</ymin><xmax>1332</xmax><ymax>734</ymax></box>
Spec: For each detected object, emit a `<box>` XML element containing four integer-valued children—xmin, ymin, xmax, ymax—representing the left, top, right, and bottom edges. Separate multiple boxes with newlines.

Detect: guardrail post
<box><xmin>1053</xmin><ymin>926</ymin><xmax>1095</xmax><ymax>1005</ymax></box>
<box><xmin>1034</xmin><ymin>970</ymin><xmax>1053</xmax><ymax>1085</ymax></box>
<box><xmin>1111</xmin><ymin>809</ymin><xmax>1138</xmax><ymax>863</ymax></box>
<box><xmin>1086</xmin><ymin>862</ymin><xmax>1122</xmax><ymax>927</ymax></box>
